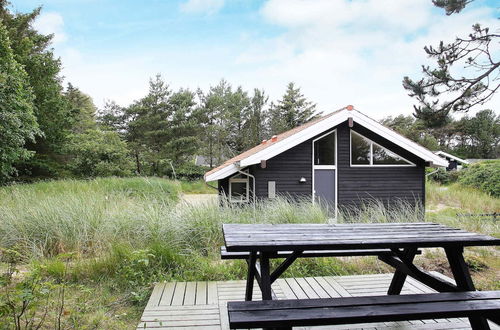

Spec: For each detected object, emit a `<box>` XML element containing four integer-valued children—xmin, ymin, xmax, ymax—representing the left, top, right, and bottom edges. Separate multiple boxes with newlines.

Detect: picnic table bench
<box><xmin>222</xmin><ymin>222</ymin><xmax>500</xmax><ymax>330</ymax></box>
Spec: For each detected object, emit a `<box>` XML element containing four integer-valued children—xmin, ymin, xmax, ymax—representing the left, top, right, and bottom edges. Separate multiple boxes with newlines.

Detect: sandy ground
<box><xmin>180</xmin><ymin>194</ymin><xmax>218</xmax><ymax>206</ymax></box>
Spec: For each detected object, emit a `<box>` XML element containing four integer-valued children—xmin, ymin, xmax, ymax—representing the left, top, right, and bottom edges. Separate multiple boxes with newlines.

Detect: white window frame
<box><xmin>350</xmin><ymin>130</ymin><xmax>416</xmax><ymax>167</ymax></box>
<box><xmin>312</xmin><ymin>130</ymin><xmax>337</xmax><ymax>170</ymax></box>
<box><xmin>312</xmin><ymin>129</ymin><xmax>338</xmax><ymax>218</ymax></box>
<box><xmin>229</xmin><ymin>177</ymin><xmax>249</xmax><ymax>203</ymax></box>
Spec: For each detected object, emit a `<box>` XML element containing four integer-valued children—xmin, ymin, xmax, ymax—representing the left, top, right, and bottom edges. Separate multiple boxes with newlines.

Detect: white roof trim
<box><xmin>351</xmin><ymin>111</ymin><xmax>448</xmax><ymax>167</ymax></box>
<box><xmin>435</xmin><ymin>151</ymin><xmax>469</xmax><ymax>164</ymax></box>
<box><xmin>204</xmin><ymin>108</ymin><xmax>448</xmax><ymax>182</ymax></box>
<box><xmin>241</xmin><ymin>112</ymin><xmax>350</xmax><ymax>167</ymax></box>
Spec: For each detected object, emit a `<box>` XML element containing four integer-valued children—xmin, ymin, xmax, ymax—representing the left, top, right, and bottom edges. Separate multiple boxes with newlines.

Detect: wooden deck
<box><xmin>138</xmin><ymin>273</ymin><xmax>499</xmax><ymax>329</ymax></box>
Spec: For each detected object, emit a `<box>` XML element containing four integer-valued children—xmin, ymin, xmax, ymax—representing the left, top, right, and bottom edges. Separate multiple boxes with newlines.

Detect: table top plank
<box><xmin>223</xmin><ymin>223</ymin><xmax>500</xmax><ymax>252</ymax></box>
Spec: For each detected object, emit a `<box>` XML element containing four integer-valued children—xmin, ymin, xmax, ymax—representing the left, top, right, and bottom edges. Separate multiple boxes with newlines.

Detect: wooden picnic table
<box><xmin>223</xmin><ymin>222</ymin><xmax>500</xmax><ymax>329</ymax></box>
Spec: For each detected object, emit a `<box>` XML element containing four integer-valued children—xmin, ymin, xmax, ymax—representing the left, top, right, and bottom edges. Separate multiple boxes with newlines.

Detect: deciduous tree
<box><xmin>0</xmin><ymin>22</ymin><xmax>40</xmax><ymax>182</ymax></box>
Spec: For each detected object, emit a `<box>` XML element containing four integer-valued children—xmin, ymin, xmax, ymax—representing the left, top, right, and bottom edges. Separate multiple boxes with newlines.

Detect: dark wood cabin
<box><xmin>204</xmin><ymin>106</ymin><xmax>448</xmax><ymax>214</ymax></box>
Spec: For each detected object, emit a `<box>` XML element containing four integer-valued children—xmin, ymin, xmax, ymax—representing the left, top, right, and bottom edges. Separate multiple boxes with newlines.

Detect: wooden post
<box><xmin>259</xmin><ymin>252</ymin><xmax>273</xmax><ymax>300</ymax></box>
<box><xmin>245</xmin><ymin>252</ymin><xmax>257</xmax><ymax>301</ymax></box>
<box><xmin>445</xmin><ymin>247</ymin><xmax>492</xmax><ymax>329</ymax></box>
<box><xmin>387</xmin><ymin>247</ymin><xmax>418</xmax><ymax>295</ymax></box>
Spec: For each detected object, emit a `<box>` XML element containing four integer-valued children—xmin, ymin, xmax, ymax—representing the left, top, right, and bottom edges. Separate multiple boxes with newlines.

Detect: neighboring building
<box><xmin>194</xmin><ymin>155</ymin><xmax>211</xmax><ymax>167</ymax></box>
<box><xmin>434</xmin><ymin>151</ymin><xmax>469</xmax><ymax>171</ymax></box>
<box><xmin>204</xmin><ymin>106</ymin><xmax>448</xmax><ymax>213</ymax></box>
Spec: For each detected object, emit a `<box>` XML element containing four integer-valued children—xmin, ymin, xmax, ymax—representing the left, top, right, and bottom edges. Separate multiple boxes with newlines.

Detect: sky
<box><xmin>10</xmin><ymin>0</ymin><xmax>500</xmax><ymax>119</ymax></box>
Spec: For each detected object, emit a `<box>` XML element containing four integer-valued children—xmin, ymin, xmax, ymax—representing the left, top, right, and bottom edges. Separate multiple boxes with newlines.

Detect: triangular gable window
<box><xmin>350</xmin><ymin>131</ymin><xmax>414</xmax><ymax>166</ymax></box>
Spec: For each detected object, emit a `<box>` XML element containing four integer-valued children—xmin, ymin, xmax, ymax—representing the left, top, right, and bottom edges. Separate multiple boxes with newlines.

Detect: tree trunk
<box><xmin>135</xmin><ymin>153</ymin><xmax>141</xmax><ymax>175</ymax></box>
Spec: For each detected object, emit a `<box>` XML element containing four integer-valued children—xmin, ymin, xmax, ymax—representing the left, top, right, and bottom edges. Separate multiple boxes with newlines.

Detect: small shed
<box><xmin>434</xmin><ymin>151</ymin><xmax>469</xmax><ymax>171</ymax></box>
<box><xmin>204</xmin><ymin>106</ymin><xmax>448</xmax><ymax>212</ymax></box>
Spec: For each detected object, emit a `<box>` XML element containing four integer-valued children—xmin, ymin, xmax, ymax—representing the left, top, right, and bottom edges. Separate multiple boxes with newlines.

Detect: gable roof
<box><xmin>435</xmin><ymin>151</ymin><xmax>469</xmax><ymax>164</ymax></box>
<box><xmin>204</xmin><ymin>106</ymin><xmax>448</xmax><ymax>182</ymax></box>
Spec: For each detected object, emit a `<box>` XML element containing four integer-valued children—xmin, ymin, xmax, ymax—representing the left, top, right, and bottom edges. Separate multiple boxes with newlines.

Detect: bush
<box><xmin>459</xmin><ymin>160</ymin><xmax>500</xmax><ymax>197</ymax></box>
<box><xmin>65</xmin><ymin>129</ymin><xmax>134</xmax><ymax>177</ymax></box>
<box><xmin>426</xmin><ymin>168</ymin><xmax>460</xmax><ymax>184</ymax></box>
<box><xmin>166</xmin><ymin>163</ymin><xmax>208</xmax><ymax>181</ymax></box>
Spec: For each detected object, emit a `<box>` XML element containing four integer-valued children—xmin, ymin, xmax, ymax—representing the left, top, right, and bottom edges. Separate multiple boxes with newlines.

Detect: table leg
<box><xmin>260</xmin><ymin>252</ymin><xmax>273</xmax><ymax>300</ymax></box>
<box><xmin>387</xmin><ymin>247</ymin><xmax>418</xmax><ymax>295</ymax></box>
<box><xmin>245</xmin><ymin>252</ymin><xmax>257</xmax><ymax>301</ymax></box>
<box><xmin>444</xmin><ymin>247</ymin><xmax>491</xmax><ymax>330</ymax></box>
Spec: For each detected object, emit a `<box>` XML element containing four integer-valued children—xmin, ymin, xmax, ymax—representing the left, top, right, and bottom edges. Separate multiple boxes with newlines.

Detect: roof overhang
<box><xmin>434</xmin><ymin>151</ymin><xmax>469</xmax><ymax>164</ymax></box>
<box><xmin>204</xmin><ymin>109</ymin><xmax>448</xmax><ymax>182</ymax></box>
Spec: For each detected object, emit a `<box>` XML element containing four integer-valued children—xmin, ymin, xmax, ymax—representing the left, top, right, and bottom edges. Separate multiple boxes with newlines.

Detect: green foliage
<box><xmin>404</xmin><ymin>1</ymin><xmax>498</xmax><ymax>122</ymax></box>
<box><xmin>268</xmin><ymin>82</ymin><xmax>319</xmax><ymax>134</ymax></box>
<box><xmin>453</xmin><ymin>110</ymin><xmax>500</xmax><ymax>158</ymax></box>
<box><xmin>464</xmin><ymin>254</ymin><xmax>488</xmax><ymax>272</ymax></box>
<box><xmin>64</xmin><ymin>83</ymin><xmax>97</xmax><ymax>134</ymax></box>
<box><xmin>426</xmin><ymin>168</ymin><xmax>460</xmax><ymax>185</ymax></box>
<box><xmin>432</xmin><ymin>0</ymin><xmax>471</xmax><ymax>15</ymax></box>
<box><xmin>196</xmin><ymin>80</ymin><xmax>269</xmax><ymax>167</ymax></box>
<box><xmin>65</xmin><ymin>129</ymin><xmax>134</xmax><ymax>177</ymax></box>
<box><xmin>0</xmin><ymin>248</ymin><xmax>67</xmax><ymax>330</ymax></box>
<box><xmin>0</xmin><ymin>3</ymin><xmax>72</xmax><ymax>178</ymax></box>
<box><xmin>180</xmin><ymin>179</ymin><xmax>217</xmax><ymax>194</ymax></box>
<box><xmin>97</xmin><ymin>100</ymin><xmax>125</xmax><ymax>132</ymax></box>
<box><xmin>168</xmin><ymin>163</ymin><xmax>208</xmax><ymax>181</ymax></box>
<box><xmin>0</xmin><ymin>22</ymin><xmax>40</xmax><ymax>183</ymax></box>
<box><xmin>459</xmin><ymin>160</ymin><xmax>500</xmax><ymax>197</ymax></box>
<box><xmin>382</xmin><ymin>110</ymin><xmax>499</xmax><ymax>159</ymax></box>
<box><xmin>125</xmin><ymin>75</ymin><xmax>199</xmax><ymax>175</ymax></box>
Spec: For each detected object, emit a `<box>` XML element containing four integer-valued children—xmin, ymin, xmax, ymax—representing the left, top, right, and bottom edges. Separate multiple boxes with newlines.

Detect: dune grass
<box><xmin>0</xmin><ymin>177</ymin><xmax>498</xmax><ymax>329</ymax></box>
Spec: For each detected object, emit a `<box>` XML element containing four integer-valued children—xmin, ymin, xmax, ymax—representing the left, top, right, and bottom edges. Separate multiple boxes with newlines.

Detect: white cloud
<box><xmin>248</xmin><ymin>0</ymin><xmax>499</xmax><ymax>118</ymax></box>
<box><xmin>33</xmin><ymin>12</ymin><xmax>67</xmax><ymax>44</ymax></box>
<box><xmin>180</xmin><ymin>0</ymin><xmax>225</xmax><ymax>15</ymax></box>
<box><xmin>52</xmin><ymin>0</ymin><xmax>498</xmax><ymax>120</ymax></box>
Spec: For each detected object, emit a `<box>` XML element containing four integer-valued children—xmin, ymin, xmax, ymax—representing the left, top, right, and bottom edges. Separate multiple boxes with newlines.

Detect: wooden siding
<box><xmin>249</xmin><ymin>138</ymin><xmax>313</xmax><ymax>200</ymax></box>
<box><xmin>217</xmin><ymin>120</ymin><xmax>426</xmax><ymax>209</ymax></box>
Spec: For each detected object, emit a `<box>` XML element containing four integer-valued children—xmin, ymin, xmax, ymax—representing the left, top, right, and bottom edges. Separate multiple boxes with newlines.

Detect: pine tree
<box><xmin>244</xmin><ymin>88</ymin><xmax>269</xmax><ymax>149</ymax></box>
<box><xmin>268</xmin><ymin>82</ymin><xmax>318</xmax><ymax>134</ymax></box>
<box><xmin>403</xmin><ymin>1</ymin><xmax>498</xmax><ymax>126</ymax></box>
<box><xmin>125</xmin><ymin>74</ymin><xmax>171</xmax><ymax>175</ymax></box>
<box><xmin>64</xmin><ymin>83</ymin><xmax>97</xmax><ymax>134</ymax></box>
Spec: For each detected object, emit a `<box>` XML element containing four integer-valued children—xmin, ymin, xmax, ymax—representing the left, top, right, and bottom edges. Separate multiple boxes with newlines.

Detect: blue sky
<box><xmin>10</xmin><ymin>0</ymin><xmax>500</xmax><ymax>118</ymax></box>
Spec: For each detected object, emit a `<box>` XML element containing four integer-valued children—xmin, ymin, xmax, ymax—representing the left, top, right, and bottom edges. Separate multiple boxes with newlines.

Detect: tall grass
<box><xmin>426</xmin><ymin>180</ymin><xmax>500</xmax><ymax>213</ymax></box>
<box><xmin>1</xmin><ymin>178</ymin><xmax>497</xmax><ymax>285</ymax></box>
<box><xmin>0</xmin><ymin>178</ymin><xmax>329</xmax><ymax>260</ymax></box>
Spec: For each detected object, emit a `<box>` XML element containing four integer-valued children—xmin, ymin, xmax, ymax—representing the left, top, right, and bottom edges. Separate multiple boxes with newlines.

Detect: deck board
<box><xmin>139</xmin><ymin>273</ymin><xmax>499</xmax><ymax>329</ymax></box>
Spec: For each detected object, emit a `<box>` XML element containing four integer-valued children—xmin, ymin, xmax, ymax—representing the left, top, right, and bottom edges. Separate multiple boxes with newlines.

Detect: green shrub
<box><xmin>65</xmin><ymin>129</ymin><xmax>134</xmax><ymax>177</ymax></box>
<box><xmin>426</xmin><ymin>168</ymin><xmax>460</xmax><ymax>184</ymax></box>
<box><xmin>459</xmin><ymin>160</ymin><xmax>500</xmax><ymax>197</ymax></box>
<box><xmin>167</xmin><ymin>163</ymin><xmax>208</xmax><ymax>181</ymax></box>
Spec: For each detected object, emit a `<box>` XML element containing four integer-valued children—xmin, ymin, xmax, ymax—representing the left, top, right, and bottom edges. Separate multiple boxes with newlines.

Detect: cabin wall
<box><xmin>249</xmin><ymin>139</ymin><xmax>313</xmax><ymax>200</ymax></box>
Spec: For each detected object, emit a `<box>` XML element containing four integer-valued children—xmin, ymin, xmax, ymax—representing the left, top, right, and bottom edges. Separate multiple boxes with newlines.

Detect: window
<box><xmin>314</xmin><ymin>131</ymin><xmax>336</xmax><ymax>166</ymax></box>
<box><xmin>372</xmin><ymin>144</ymin><xmax>410</xmax><ymax>165</ymax></box>
<box><xmin>268</xmin><ymin>181</ymin><xmax>276</xmax><ymax>199</ymax></box>
<box><xmin>350</xmin><ymin>131</ymin><xmax>414</xmax><ymax>166</ymax></box>
<box><xmin>229</xmin><ymin>177</ymin><xmax>249</xmax><ymax>203</ymax></box>
<box><xmin>351</xmin><ymin>132</ymin><xmax>370</xmax><ymax>165</ymax></box>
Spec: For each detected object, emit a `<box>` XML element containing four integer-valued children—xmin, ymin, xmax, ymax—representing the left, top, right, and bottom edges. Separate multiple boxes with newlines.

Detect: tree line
<box><xmin>1</xmin><ymin>1</ymin><xmax>498</xmax><ymax>184</ymax></box>
<box><xmin>382</xmin><ymin>111</ymin><xmax>500</xmax><ymax>160</ymax></box>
